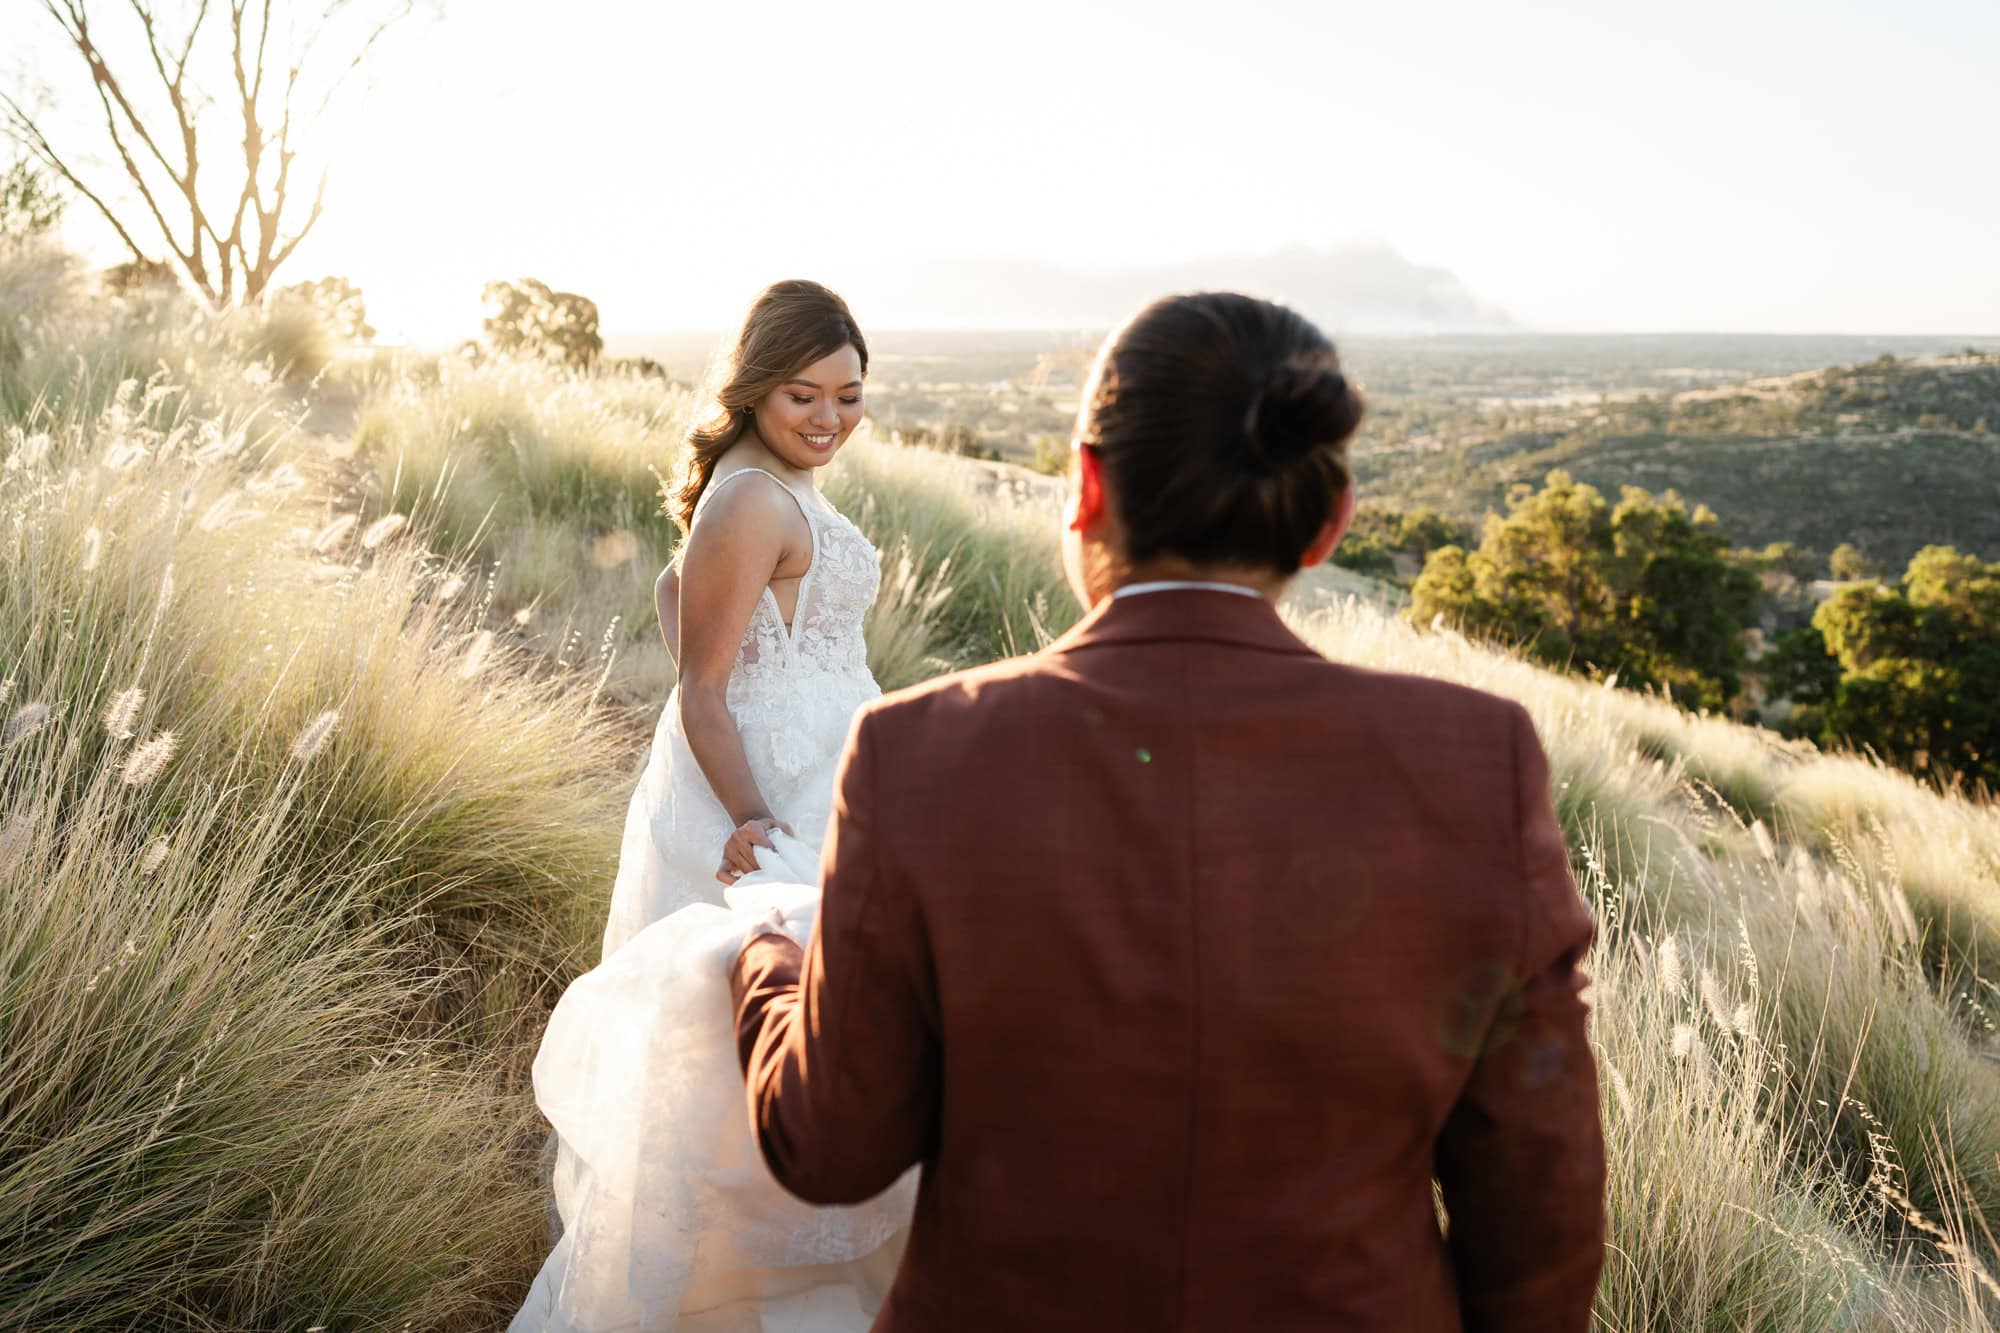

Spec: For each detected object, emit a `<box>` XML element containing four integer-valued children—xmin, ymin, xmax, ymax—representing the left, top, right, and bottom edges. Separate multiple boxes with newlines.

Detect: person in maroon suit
<box><xmin>730</xmin><ymin>291</ymin><xmax>1606</xmax><ymax>1332</ymax></box>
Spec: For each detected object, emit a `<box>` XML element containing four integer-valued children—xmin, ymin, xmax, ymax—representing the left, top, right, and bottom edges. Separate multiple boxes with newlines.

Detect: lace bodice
<box><xmin>679</xmin><ymin>464</ymin><xmax>882</xmax><ymax>799</ymax></box>
<box><xmin>598</xmin><ymin>464</ymin><xmax>882</xmax><ymax>956</ymax></box>
<box><xmin>690</xmin><ymin>466</ymin><xmax>880</xmax><ymax>700</ymax></box>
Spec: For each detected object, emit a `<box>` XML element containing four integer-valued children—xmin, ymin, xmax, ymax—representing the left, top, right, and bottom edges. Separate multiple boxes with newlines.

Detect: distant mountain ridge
<box><xmin>602</xmin><ymin>243</ymin><xmax>1513</xmax><ymax>340</ymax></box>
<box><xmin>835</xmin><ymin>242</ymin><xmax>1515</xmax><ymax>334</ymax></box>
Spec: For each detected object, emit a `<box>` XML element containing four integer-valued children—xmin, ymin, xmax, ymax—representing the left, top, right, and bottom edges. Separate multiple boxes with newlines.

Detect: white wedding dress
<box><xmin>513</xmin><ymin>466</ymin><xmax>917</xmax><ymax>1332</ymax></box>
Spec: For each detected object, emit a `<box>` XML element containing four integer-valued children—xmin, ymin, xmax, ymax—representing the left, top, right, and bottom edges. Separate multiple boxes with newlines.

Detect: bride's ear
<box><xmin>1068</xmin><ymin>445</ymin><xmax>1107</xmax><ymax>534</ymax></box>
<box><xmin>1301</xmin><ymin>484</ymin><xmax>1357</xmax><ymax>567</ymax></box>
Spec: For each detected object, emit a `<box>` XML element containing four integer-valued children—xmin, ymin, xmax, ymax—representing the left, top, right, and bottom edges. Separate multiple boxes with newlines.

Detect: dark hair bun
<box><xmin>1244</xmin><ymin>363</ymin><xmax>1361</xmax><ymax>468</ymax></box>
<box><xmin>1081</xmin><ymin>292</ymin><xmax>1360</xmax><ymax>575</ymax></box>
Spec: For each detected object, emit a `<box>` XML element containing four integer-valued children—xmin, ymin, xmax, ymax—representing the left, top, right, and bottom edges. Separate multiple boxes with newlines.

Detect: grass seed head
<box><xmin>1699</xmin><ymin>967</ymin><xmax>1735</xmax><ymax>1032</ymax></box>
<box><xmin>5</xmin><ymin>701</ymin><xmax>52</xmax><ymax>746</ymax></box>
<box><xmin>361</xmin><ymin>513</ymin><xmax>408</xmax><ymax>550</ymax></box>
<box><xmin>290</xmin><ymin>709</ymin><xmax>341</xmax><ymax>762</ymax></box>
<box><xmin>312</xmin><ymin>513</ymin><xmax>360</xmax><ymax>554</ymax></box>
<box><xmin>102</xmin><ymin>687</ymin><xmax>146</xmax><ymax>740</ymax></box>
<box><xmin>198</xmin><ymin>492</ymin><xmax>242</xmax><ymax>532</ymax></box>
<box><xmin>121</xmin><ymin>731</ymin><xmax>180</xmax><ymax>787</ymax></box>
<box><xmin>458</xmin><ymin>630</ymin><xmax>494</xmax><ymax>680</ymax></box>
<box><xmin>1656</xmin><ymin>933</ymin><xmax>1686</xmax><ymax>998</ymax></box>
<box><xmin>0</xmin><ymin>811</ymin><xmax>30</xmax><ymax>878</ymax></box>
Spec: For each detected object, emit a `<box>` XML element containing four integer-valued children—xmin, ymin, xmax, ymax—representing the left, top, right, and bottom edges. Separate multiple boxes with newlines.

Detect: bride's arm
<box><xmin>677</xmin><ymin>480</ymin><xmax>808</xmax><ymax>872</ymax></box>
<box><xmin>732</xmin><ymin>709</ymin><xmax>937</xmax><ymax>1203</ymax></box>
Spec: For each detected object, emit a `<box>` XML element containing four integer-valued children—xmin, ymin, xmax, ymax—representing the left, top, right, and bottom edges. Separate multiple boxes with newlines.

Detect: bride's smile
<box><xmin>752</xmin><ymin>343</ymin><xmax>866</xmax><ymax>468</ymax></box>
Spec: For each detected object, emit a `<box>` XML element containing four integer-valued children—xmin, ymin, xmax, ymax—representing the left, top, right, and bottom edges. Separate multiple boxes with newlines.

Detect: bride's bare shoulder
<box><xmin>683</xmin><ymin>465</ymin><xmax>810</xmax><ymax>563</ymax></box>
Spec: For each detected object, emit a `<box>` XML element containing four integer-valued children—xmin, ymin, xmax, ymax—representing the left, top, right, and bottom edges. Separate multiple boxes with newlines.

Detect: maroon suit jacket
<box><xmin>731</xmin><ymin>588</ymin><xmax>1604</xmax><ymax>1332</ymax></box>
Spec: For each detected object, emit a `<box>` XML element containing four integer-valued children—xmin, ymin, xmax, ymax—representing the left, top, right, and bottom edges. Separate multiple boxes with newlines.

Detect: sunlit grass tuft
<box><xmin>347</xmin><ymin>355</ymin><xmax>689</xmax><ymax>712</ymax></box>
<box><xmin>825</xmin><ymin>432</ymin><xmax>1076</xmax><ymax>664</ymax></box>
<box><xmin>7</xmin><ymin>240</ymin><xmax>1999</xmax><ymax>1328</ymax></box>
<box><xmin>325</xmin><ymin>334</ymin><xmax>2000</xmax><ymax>1327</ymax></box>
<box><xmin>1</xmin><ymin>342</ymin><xmax>629</xmax><ymax>1327</ymax></box>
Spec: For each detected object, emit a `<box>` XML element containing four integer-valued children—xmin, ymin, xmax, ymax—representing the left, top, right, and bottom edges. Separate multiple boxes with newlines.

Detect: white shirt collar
<box><xmin>1113</xmin><ymin>580</ymin><xmax>1265</xmax><ymax>601</ymax></box>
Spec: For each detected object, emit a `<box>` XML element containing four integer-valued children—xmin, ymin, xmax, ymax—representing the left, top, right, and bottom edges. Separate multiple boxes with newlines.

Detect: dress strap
<box><xmin>692</xmin><ymin>466</ymin><xmax>816</xmax><ymax>531</ymax></box>
<box><xmin>677</xmin><ymin>467</ymin><xmax>819</xmax><ymax>589</ymax></box>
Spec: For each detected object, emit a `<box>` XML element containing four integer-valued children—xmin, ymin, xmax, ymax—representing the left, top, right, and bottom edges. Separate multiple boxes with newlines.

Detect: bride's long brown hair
<box><xmin>669</xmin><ymin>280</ymin><xmax>869</xmax><ymax>532</ymax></box>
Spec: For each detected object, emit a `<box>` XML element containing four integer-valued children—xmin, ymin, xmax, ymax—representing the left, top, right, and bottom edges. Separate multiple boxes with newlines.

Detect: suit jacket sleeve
<box><xmin>1435</xmin><ymin>703</ymin><xmax>1606</xmax><ymax>1332</ymax></box>
<box><xmin>729</xmin><ymin>706</ymin><xmax>939</xmax><ymax>1205</ymax></box>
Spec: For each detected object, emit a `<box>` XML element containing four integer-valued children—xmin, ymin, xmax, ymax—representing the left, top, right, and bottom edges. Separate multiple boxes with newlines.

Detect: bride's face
<box><xmin>750</xmin><ymin>344</ymin><xmax>865</xmax><ymax>471</ymax></box>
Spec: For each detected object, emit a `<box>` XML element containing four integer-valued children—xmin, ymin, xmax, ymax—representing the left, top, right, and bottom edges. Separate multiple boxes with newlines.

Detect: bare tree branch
<box><xmin>175</xmin><ymin>0</ymin><xmax>213</xmax><ymax>83</ymax></box>
<box><xmin>307</xmin><ymin>0</ymin><xmax>414</xmax><ymax>123</ymax></box>
<box><xmin>62</xmin><ymin>10</ymin><xmax>202</xmax><ymax>284</ymax></box>
<box><xmin>125</xmin><ymin>0</ymin><xmax>221</xmax><ymax>279</ymax></box>
<box><xmin>10</xmin><ymin>0</ymin><xmax>416</xmax><ymax>304</ymax></box>
<box><xmin>1</xmin><ymin>90</ymin><xmax>149</xmax><ymax>264</ymax></box>
<box><xmin>49</xmin><ymin>2</ymin><xmax>189</xmax><ymax>199</ymax></box>
<box><xmin>126</xmin><ymin>1</ymin><xmax>208</xmax><ymax>111</ymax></box>
<box><xmin>252</xmin><ymin>0</ymin><xmax>274</xmax><ymax>105</ymax></box>
<box><xmin>223</xmin><ymin>1</ymin><xmax>264</xmax><ymax>304</ymax></box>
<box><xmin>258</xmin><ymin>60</ymin><xmax>302</xmax><ymax>268</ymax></box>
<box><xmin>262</xmin><ymin>163</ymin><xmax>326</xmax><ymax>283</ymax></box>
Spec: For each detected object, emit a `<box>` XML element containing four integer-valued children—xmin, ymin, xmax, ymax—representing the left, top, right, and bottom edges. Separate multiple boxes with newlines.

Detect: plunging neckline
<box><xmin>757</xmin><ymin>477</ymin><xmax>819</xmax><ymax>647</ymax></box>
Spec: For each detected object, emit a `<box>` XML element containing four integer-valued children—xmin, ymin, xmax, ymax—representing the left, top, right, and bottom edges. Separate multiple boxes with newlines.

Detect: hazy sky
<box><xmin>18</xmin><ymin>0</ymin><xmax>2000</xmax><ymax>337</ymax></box>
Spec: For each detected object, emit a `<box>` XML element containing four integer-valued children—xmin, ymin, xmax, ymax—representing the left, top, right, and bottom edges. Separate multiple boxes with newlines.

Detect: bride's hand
<box><xmin>717</xmin><ymin>816</ymin><xmax>793</xmax><ymax>884</ymax></box>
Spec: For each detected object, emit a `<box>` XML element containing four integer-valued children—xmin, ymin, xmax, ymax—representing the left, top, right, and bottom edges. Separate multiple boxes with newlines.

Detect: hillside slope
<box><xmin>3</xmin><ymin>250</ymin><xmax>1996</xmax><ymax>1329</ymax></box>
<box><xmin>1357</xmin><ymin>353</ymin><xmax>2000</xmax><ymax>566</ymax></box>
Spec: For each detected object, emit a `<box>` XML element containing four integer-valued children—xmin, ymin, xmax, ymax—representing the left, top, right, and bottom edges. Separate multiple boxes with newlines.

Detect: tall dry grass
<box><xmin>2</xmin><ymin>277</ymin><xmax>630</xmax><ymax>1326</ymax></box>
<box><xmin>6</xmin><ymin>242</ymin><xmax>1998</xmax><ymax>1327</ymax></box>
<box><xmin>824</xmin><ymin>439</ymin><xmax>1076</xmax><ymax>664</ymax></box>
<box><xmin>1287</xmin><ymin>597</ymin><xmax>2000</xmax><ymax>1324</ymax></box>
<box><xmin>359</xmin><ymin>341</ymin><xmax>2000</xmax><ymax>1324</ymax></box>
<box><xmin>344</xmin><ymin>357</ymin><xmax>690</xmax><ymax>716</ymax></box>
<box><xmin>342</xmin><ymin>358</ymin><xmax>1079</xmax><ymax>708</ymax></box>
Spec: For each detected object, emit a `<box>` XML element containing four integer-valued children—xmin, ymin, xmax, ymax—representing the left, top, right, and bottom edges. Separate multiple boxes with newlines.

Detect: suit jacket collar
<box><xmin>1047</xmin><ymin>587</ymin><xmax>1318</xmax><ymax>659</ymax></box>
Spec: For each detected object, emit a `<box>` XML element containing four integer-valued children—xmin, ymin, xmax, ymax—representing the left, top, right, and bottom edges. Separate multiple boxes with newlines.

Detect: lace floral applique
<box><xmin>715</xmin><ymin>480</ymin><xmax>880</xmax><ymax>789</ymax></box>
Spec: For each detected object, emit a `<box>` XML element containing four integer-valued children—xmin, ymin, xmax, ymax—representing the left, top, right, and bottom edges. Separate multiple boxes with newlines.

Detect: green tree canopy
<box><xmin>1755</xmin><ymin>541</ymin><xmax>1820</xmax><ymax>583</ymax></box>
<box><xmin>1332</xmin><ymin>505</ymin><xmax>1471</xmax><ymax>579</ymax></box>
<box><xmin>482</xmin><ymin>278</ymin><xmax>602</xmax><ymax>370</ymax></box>
<box><xmin>1411</xmin><ymin>470</ymin><xmax>1759</xmax><ymax>710</ymax></box>
<box><xmin>1798</xmin><ymin>545</ymin><xmax>2000</xmax><ymax>784</ymax></box>
<box><xmin>274</xmin><ymin>276</ymin><xmax>375</xmax><ymax>344</ymax></box>
<box><xmin>1828</xmin><ymin>541</ymin><xmax>1878</xmax><ymax>581</ymax></box>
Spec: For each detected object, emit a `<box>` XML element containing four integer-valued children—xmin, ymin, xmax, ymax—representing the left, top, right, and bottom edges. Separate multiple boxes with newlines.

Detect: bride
<box><xmin>513</xmin><ymin>280</ymin><xmax>915</xmax><ymax>1332</ymax></box>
